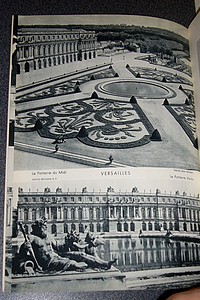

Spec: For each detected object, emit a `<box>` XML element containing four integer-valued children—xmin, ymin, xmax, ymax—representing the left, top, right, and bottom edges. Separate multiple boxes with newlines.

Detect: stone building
<box><xmin>16</xmin><ymin>187</ymin><xmax>200</xmax><ymax>236</ymax></box>
<box><xmin>16</xmin><ymin>26</ymin><xmax>97</xmax><ymax>74</ymax></box>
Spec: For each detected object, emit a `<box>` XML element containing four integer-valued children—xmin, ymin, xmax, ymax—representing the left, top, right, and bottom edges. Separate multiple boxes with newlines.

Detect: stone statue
<box><xmin>12</xmin><ymin>218</ymin><xmax>117</xmax><ymax>275</ymax></box>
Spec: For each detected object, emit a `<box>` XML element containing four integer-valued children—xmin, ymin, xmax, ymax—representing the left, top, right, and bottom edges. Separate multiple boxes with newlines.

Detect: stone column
<box><xmin>108</xmin><ymin>206</ymin><xmax>111</xmax><ymax>218</ymax></box>
<box><xmin>60</xmin><ymin>207</ymin><xmax>64</xmax><ymax>220</ymax></box>
<box><xmin>28</xmin><ymin>208</ymin><xmax>32</xmax><ymax>221</ymax></box>
<box><xmin>113</xmin><ymin>206</ymin><xmax>116</xmax><ymax>218</ymax></box>
<box><xmin>36</xmin><ymin>208</ymin><xmax>40</xmax><ymax>220</ymax></box>
<box><xmin>127</xmin><ymin>206</ymin><xmax>130</xmax><ymax>218</ymax></box>
<box><xmin>75</xmin><ymin>207</ymin><xmax>78</xmax><ymax>220</ymax></box>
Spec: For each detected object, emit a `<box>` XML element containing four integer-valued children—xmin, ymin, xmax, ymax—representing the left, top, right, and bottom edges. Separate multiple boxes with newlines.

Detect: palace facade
<box><xmin>16</xmin><ymin>187</ymin><xmax>200</xmax><ymax>236</ymax></box>
<box><xmin>16</xmin><ymin>26</ymin><xmax>97</xmax><ymax>74</ymax></box>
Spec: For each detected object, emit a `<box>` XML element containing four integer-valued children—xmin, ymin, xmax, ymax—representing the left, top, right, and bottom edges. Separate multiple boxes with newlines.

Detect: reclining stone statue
<box><xmin>12</xmin><ymin>218</ymin><xmax>117</xmax><ymax>275</ymax></box>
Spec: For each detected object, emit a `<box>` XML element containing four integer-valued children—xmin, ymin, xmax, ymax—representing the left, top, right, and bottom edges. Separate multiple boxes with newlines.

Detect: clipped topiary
<box><xmin>162</xmin><ymin>76</ymin><xmax>167</xmax><ymax>82</ymax></box>
<box><xmin>126</xmin><ymin>64</ymin><xmax>130</xmax><ymax>68</ymax></box>
<box><xmin>114</xmin><ymin>73</ymin><xmax>119</xmax><ymax>77</ymax></box>
<box><xmin>77</xmin><ymin>126</ymin><xmax>88</xmax><ymax>138</ymax></box>
<box><xmin>163</xmin><ymin>98</ymin><xmax>169</xmax><ymax>105</ymax></box>
<box><xmin>179</xmin><ymin>85</ymin><xmax>183</xmax><ymax>90</ymax></box>
<box><xmin>136</xmin><ymin>72</ymin><xmax>141</xmax><ymax>78</ymax></box>
<box><xmin>90</xmin><ymin>75</ymin><xmax>95</xmax><ymax>80</ymax></box>
<box><xmin>34</xmin><ymin>119</ymin><xmax>43</xmax><ymax>131</ymax></box>
<box><xmin>130</xmin><ymin>96</ymin><xmax>137</xmax><ymax>104</ymax></box>
<box><xmin>185</xmin><ymin>98</ymin><xmax>190</xmax><ymax>105</ymax></box>
<box><xmin>74</xmin><ymin>85</ymin><xmax>81</xmax><ymax>93</ymax></box>
<box><xmin>150</xmin><ymin>129</ymin><xmax>162</xmax><ymax>141</ymax></box>
<box><xmin>91</xmin><ymin>91</ymin><xmax>99</xmax><ymax>99</ymax></box>
<box><xmin>76</xmin><ymin>80</ymin><xmax>80</xmax><ymax>85</ymax></box>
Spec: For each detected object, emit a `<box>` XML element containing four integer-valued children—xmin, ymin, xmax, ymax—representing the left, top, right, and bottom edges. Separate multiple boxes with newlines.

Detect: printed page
<box><xmin>189</xmin><ymin>11</ymin><xmax>200</xmax><ymax>161</ymax></box>
<box><xmin>4</xmin><ymin>15</ymin><xmax>200</xmax><ymax>293</ymax></box>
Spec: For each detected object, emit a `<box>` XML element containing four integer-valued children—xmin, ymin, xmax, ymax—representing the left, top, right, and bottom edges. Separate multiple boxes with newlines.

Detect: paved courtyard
<box><xmin>14</xmin><ymin>52</ymin><xmax>199</xmax><ymax>170</ymax></box>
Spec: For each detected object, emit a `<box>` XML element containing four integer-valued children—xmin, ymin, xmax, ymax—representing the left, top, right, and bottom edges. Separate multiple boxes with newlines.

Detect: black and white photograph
<box><xmin>4</xmin><ymin>167</ymin><xmax>200</xmax><ymax>292</ymax></box>
<box><xmin>12</xmin><ymin>15</ymin><xmax>199</xmax><ymax>171</ymax></box>
<box><xmin>3</xmin><ymin>12</ymin><xmax>200</xmax><ymax>297</ymax></box>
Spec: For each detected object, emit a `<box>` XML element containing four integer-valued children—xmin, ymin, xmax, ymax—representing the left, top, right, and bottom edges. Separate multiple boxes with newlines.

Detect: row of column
<box><xmin>118</xmin><ymin>245</ymin><xmax>200</xmax><ymax>266</ymax></box>
<box><xmin>17</xmin><ymin>40</ymin><xmax>96</xmax><ymax>60</ymax></box>
<box><xmin>19</xmin><ymin>206</ymin><xmax>105</xmax><ymax>222</ymax></box>
<box><xmin>18</xmin><ymin>205</ymin><xmax>200</xmax><ymax>223</ymax></box>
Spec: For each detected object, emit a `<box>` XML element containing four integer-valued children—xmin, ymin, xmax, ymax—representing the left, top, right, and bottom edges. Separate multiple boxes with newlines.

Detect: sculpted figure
<box><xmin>13</xmin><ymin>218</ymin><xmax>117</xmax><ymax>275</ymax></box>
<box><xmin>63</xmin><ymin>230</ymin><xmax>117</xmax><ymax>270</ymax></box>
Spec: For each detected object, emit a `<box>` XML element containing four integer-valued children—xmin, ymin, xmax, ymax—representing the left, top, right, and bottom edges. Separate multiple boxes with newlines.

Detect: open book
<box><xmin>3</xmin><ymin>12</ymin><xmax>200</xmax><ymax>293</ymax></box>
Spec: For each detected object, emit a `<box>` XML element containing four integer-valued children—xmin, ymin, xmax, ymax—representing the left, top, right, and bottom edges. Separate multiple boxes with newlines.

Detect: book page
<box><xmin>189</xmin><ymin>11</ymin><xmax>200</xmax><ymax>162</ymax></box>
<box><xmin>4</xmin><ymin>15</ymin><xmax>200</xmax><ymax>293</ymax></box>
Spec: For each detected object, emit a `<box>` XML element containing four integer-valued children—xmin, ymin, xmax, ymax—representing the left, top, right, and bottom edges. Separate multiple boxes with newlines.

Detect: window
<box><xmin>51</xmin><ymin>224</ymin><xmax>57</xmax><ymax>234</ymax></box>
<box><xmin>32</xmin><ymin>209</ymin><xmax>36</xmax><ymax>221</ymax></box>
<box><xmin>63</xmin><ymin>209</ymin><xmax>68</xmax><ymax>219</ymax></box>
<box><xmin>147</xmin><ymin>207</ymin><xmax>152</xmax><ymax>218</ymax></box>
<box><xmin>71</xmin><ymin>208</ymin><xmax>75</xmax><ymax>220</ymax></box>
<box><xmin>163</xmin><ymin>207</ymin><xmax>166</xmax><ymax>219</ymax></box>
<box><xmin>123</xmin><ymin>207</ymin><xmax>127</xmax><ymax>218</ymax></box>
<box><xmin>89</xmin><ymin>207</ymin><xmax>93</xmax><ymax>220</ymax></box>
<box><xmin>64</xmin><ymin>223</ymin><xmax>68</xmax><ymax>233</ymax></box>
<box><xmin>24</xmin><ymin>209</ymin><xmax>28</xmax><ymax>221</ymax></box>
<box><xmin>78</xmin><ymin>208</ymin><xmax>83</xmax><ymax>221</ymax></box>
<box><xmin>96</xmin><ymin>208</ymin><xmax>100</xmax><ymax>220</ymax></box>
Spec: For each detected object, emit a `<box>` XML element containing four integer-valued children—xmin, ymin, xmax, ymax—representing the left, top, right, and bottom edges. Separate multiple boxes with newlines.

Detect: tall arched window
<box><xmin>51</xmin><ymin>224</ymin><xmax>57</xmax><ymax>234</ymax></box>
<box><xmin>79</xmin><ymin>223</ymin><xmax>84</xmax><ymax>233</ymax></box>
<box><xmin>96</xmin><ymin>208</ymin><xmax>100</xmax><ymax>220</ymax></box>
<box><xmin>89</xmin><ymin>223</ymin><xmax>94</xmax><ymax>232</ymax></box>
<box><xmin>24</xmin><ymin>62</ymin><xmax>30</xmax><ymax>72</ymax></box>
<box><xmin>32</xmin><ymin>209</ymin><xmax>36</xmax><ymax>221</ymax></box>
<box><xmin>78</xmin><ymin>208</ymin><xmax>83</xmax><ymax>221</ymax></box>
<box><xmin>148</xmin><ymin>222</ymin><xmax>153</xmax><ymax>231</ymax></box>
<box><xmin>63</xmin><ymin>208</ymin><xmax>67</xmax><ymax>220</ymax></box>
<box><xmin>38</xmin><ymin>59</ymin><xmax>41</xmax><ymax>69</ymax></box>
<box><xmin>64</xmin><ymin>223</ymin><xmax>68</xmax><ymax>233</ymax></box>
<box><xmin>124</xmin><ymin>222</ymin><xmax>128</xmax><ymax>231</ymax></box>
<box><xmin>130</xmin><ymin>222</ymin><xmax>135</xmax><ymax>231</ymax></box>
<box><xmin>96</xmin><ymin>223</ymin><xmax>101</xmax><ymax>232</ymax></box>
<box><xmin>24</xmin><ymin>209</ymin><xmax>28</xmax><ymax>221</ymax></box>
<box><xmin>43</xmin><ymin>58</ymin><xmax>47</xmax><ymax>68</ymax></box>
<box><xmin>71</xmin><ymin>208</ymin><xmax>75</xmax><ymax>221</ymax></box>
<box><xmin>71</xmin><ymin>223</ymin><xmax>76</xmax><ymax>231</ymax></box>
<box><xmin>142</xmin><ymin>222</ymin><xmax>146</xmax><ymax>231</ymax></box>
<box><xmin>89</xmin><ymin>207</ymin><xmax>93</xmax><ymax>220</ymax></box>
<box><xmin>48</xmin><ymin>57</ymin><xmax>52</xmax><ymax>67</ymax></box>
<box><xmin>117</xmin><ymin>222</ymin><xmax>122</xmax><ymax>232</ymax></box>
